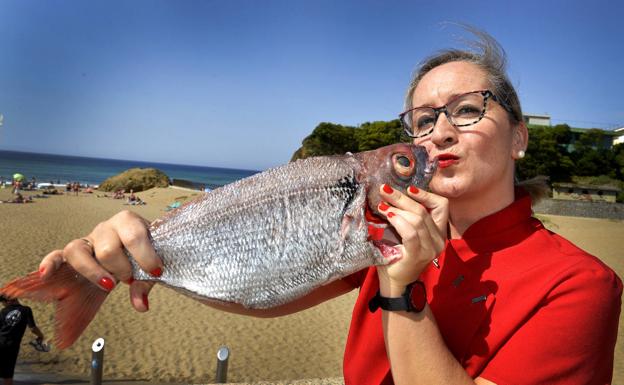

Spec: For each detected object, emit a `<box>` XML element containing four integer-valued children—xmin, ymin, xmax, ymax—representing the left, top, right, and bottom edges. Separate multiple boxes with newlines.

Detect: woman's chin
<box><xmin>430</xmin><ymin>179</ymin><xmax>465</xmax><ymax>199</ymax></box>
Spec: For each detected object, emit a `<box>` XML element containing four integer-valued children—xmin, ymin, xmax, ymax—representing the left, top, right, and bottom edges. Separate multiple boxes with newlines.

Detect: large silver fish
<box><xmin>1</xmin><ymin>143</ymin><xmax>435</xmax><ymax>348</ymax></box>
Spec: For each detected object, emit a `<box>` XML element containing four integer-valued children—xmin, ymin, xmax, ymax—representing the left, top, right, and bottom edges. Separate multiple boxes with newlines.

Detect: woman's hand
<box><xmin>376</xmin><ymin>184</ymin><xmax>449</xmax><ymax>296</ymax></box>
<box><xmin>38</xmin><ymin>210</ymin><xmax>162</xmax><ymax>312</ymax></box>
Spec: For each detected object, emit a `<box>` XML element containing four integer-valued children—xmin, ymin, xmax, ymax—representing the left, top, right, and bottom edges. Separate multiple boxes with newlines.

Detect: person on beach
<box><xmin>37</xmin><ymin>29</ymin><xmax>622</xmax><ymax>384</ymax></box>
<box><xmin>1</xmin><ymin>193</ymin><xmax>33</xmax><ymax>204</ymax></box>
<box><xmin>11</xmin><ymin>180</ymin><xmax>21</xmax><ymax>195</ymax></box>
<box><xmin>0</xmin><ymin>296</ymin><xmax>45</xmax><ymax>385</ymax></box>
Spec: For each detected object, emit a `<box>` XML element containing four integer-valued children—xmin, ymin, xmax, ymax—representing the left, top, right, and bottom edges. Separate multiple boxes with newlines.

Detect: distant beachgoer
<box><xmin>5</xmin><ymin>193</ymin><xmax>34</xmax><ymax>204</ymax></box>
<box><xmin>0</xmin><ymin>296</ymin><xmax>45</xmax><ymax>385</ymax></box>
<box><xmin>36</xmin><ymin>29</ymin><xmax>622</xmax><ymax>384</ymax></box>
<box><xmin>125</xmin><ymin>198</ymin><xmax>145</xmax><ymax>206</ymax></box>
<box><xmin>11</xmin><ymin>181</ymin><xmax>21</xmax><ymax>195</ymax></box>
<box><xmin>0</xmin><ymin>177</ymin><xmax>5</xmax><ymax>188</ymax></box>
<box><xmin>9</xmin><ymin>194</ymin><xmax>25</xmax><ymax>204</ymax></box>
<box><xmin>42</xmin><ymin>188</ymin><xmax>60</xmax><ymax>195</ymax></box>
<box><xmin>125</xmin><ymin>189</ymin><xmax>145</xmax><ymax>205</ymax></box>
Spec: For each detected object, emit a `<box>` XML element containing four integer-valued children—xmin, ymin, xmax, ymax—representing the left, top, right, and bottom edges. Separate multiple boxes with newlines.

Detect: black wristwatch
<box><xmin>368</xmin><ymin>281</ymin><xmax>427</xmax><ymax>313</ymax></box>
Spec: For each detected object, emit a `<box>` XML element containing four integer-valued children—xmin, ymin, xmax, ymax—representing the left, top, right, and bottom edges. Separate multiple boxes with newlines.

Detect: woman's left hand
<box><xmin>376</xmin><ymin>184</ymin><xmax>449</xmax><ymax>296</ymax></box>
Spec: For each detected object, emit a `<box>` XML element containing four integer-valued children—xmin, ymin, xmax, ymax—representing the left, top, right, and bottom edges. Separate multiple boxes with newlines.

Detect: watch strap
<box><xmin>368</xmin><ymin>294</ymin><xmax>410</xmax><ymax>312</ymax></box>
<box><xmin>368</xmin><ymin>280</ymin><xmax>426</xmax><ymax>313</ymax></box>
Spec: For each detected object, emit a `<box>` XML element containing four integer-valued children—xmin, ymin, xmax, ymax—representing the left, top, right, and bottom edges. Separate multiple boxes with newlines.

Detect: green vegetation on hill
<box><xmin>519</xmin><ymin>124</ymin><xmax>624</xmax><ymax>201</ymax></box>
<box><xmin>290</xmin><ymin>120</ymin><xmax>406</xmax><ymax>161</ymax></box>
<box><xmin>99</xmin><ymin>168</ymin><xmax>170</xmax><ymax>192</ymax></box>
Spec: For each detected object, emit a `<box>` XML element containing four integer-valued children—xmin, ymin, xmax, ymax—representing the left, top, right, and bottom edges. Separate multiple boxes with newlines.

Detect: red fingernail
<box><xmin>99</xmin><ymin>277</ymin><xmax>115</xmax><ymax>291</ymax></box>
<box><xmin>378</xmin><ymin>202</ymin><xmax>390</xmax><ymax>211</ymax></box>
<box><xmin>149</xmin><ymin>267</ymin><xmax>163</xmax><ymax>277</ymax></box>
<box><xmin>382</xmin><ymin>184</ymin><xmax>394</xmax><ymax>194</ymax></box>
<box><xmin>142</xmin><ymin>293</ymin><xmax>149</xmax><ymax>310</ymax></box>
<box><xmin>39</xmin><ymin>266</ymin><xmax>46</xmax><ymax>275</ymax></box>
<box><xmin>124</xmin><ymin>277</ymin><xmax>135</xmax><ymax>285</ymax></box>
<box><xmin>387</xmin><ymin>212</ymin><xmax>396</xmax><ymax>218</ymax></box>
<box><xmin>409</xmin><ymin>186</ymin><xmax>419</xmax><ymax>194</ymax></box>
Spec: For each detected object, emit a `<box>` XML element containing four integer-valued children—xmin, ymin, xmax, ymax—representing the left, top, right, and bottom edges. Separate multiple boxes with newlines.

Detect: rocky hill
<box><xmin>99</xmin><ymin>168</ymin><xmax>170</xmax><ymax>192</ymax></box>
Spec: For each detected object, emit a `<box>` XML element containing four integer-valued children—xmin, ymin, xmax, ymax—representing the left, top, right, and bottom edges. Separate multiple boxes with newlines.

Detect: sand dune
<box><xmin>0</xmin><ymin>188</ymin><xmax>622</xmax><ymax>383</ymax></box>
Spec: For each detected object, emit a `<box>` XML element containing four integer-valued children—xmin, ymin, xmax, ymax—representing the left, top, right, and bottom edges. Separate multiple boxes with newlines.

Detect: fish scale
<box><xmin>130</xmin><ymin>155</ymin><xmax>376</xmax><ymax>308</ymax></box>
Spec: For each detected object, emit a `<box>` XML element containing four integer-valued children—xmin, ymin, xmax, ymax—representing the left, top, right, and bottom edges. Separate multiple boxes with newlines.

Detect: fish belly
<box><xmin>130</xmin><ymin>156</ymin><xmax>384</xmax><ymax>308</ymax></box>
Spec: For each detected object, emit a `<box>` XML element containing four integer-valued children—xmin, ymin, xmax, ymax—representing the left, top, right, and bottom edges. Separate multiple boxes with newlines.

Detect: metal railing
<box><xmin>88</xmin><ymin>338</ymin><xmax>230</xmax><ymax>384</ymax></box>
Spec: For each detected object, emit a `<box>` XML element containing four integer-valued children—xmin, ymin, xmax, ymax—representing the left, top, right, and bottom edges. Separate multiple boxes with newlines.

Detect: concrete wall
<box><xmin>552</xmin><ymin>188</ymin><xmax>617</xmax><ymax>203</ymax></box>
<box><xmin>533</xmin><ymin>198</ymin><xmax>624</xmax><ymax>220</ymax></box>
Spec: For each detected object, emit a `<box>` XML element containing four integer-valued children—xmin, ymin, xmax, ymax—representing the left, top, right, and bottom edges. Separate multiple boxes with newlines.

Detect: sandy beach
<box><xmin>0</xmin><ymin>187</ymin><xmax>622</xmax><ymax>384</ymax></box>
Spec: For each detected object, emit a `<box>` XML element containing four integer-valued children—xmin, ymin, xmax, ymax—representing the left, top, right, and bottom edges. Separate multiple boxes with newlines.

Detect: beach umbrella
<box><xmin>13</xmin><ymin>173</ymin><xmax>24</xmax><ymax>181</ymax></box>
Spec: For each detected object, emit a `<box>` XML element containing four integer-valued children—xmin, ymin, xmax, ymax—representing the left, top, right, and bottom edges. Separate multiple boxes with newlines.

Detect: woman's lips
<box><xmin>436</xmin><ymin>154</ymin><xmax>459</xmax><ymax>169</ymax></box>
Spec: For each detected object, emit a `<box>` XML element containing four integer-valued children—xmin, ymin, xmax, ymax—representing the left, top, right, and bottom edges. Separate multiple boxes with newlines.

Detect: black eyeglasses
<box><xmin>399</xmin><ymin>90</ymin><xmax>514</xmax><ymax>138</ymax></box>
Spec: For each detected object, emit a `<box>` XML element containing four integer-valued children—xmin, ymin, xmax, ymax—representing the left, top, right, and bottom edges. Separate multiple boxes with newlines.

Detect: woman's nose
<box><xmin>430</xmin><ymin>112</ymin><xmax>458</xmax><ymax>147</ymax></box>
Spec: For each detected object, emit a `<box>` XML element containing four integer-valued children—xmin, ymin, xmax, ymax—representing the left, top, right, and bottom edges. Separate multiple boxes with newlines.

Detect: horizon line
<box><xmin>0</xmin><ymin>147</ymin><xmax>261</xmax><ymax>173</ymax></box>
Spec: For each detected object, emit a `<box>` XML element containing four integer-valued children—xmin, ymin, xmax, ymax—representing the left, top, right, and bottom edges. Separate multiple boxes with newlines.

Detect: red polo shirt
<box><xmin>343</xmin><ymin>193</ymin><xmax>622</xmax><ymax>384</ymax></box>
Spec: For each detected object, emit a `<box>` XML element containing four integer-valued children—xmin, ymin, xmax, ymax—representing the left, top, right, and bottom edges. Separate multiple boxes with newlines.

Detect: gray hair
<box><xmin>405</xmin><ymin>27</ymin><xmax>523</xmax><ymax>124</ymax></box>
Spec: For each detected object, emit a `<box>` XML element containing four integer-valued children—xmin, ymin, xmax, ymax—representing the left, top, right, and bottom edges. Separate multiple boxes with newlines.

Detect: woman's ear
<box><xmin>512</xmin><ymin>122</ymin><xmax>529</xmax><ymax>159</ymax></box>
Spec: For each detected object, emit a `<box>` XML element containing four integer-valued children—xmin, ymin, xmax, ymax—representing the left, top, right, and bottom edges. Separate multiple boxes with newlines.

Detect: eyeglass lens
<box><xmin>404</xmin><ymin>92</ymin><xmax>487</xmax><ymax>137</ymax></box>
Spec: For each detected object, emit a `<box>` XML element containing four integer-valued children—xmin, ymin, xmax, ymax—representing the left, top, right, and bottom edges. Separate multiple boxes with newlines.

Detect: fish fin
<box><xmin>341</xmin><ymin>215</ymin><xmax>354</xmax><ymax>239</ymax></box>
<box><xmin>0</xmin><ymin>263</ymin><xmax>108</xmax><ymax>349</ymax></box>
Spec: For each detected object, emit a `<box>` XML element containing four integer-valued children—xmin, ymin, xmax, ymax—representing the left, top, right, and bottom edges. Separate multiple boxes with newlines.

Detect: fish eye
<box><xmin>392</xmin><ymin>153</ymin><xmax>414</xmax><ymax>178</ymax></box>
<box><xmin>396</xmin><ymin>155</ymin><xmax>410</xmax><ymax>167</ymax></box>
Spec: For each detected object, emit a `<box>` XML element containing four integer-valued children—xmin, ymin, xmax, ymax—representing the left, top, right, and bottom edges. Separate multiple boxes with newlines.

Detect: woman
<box><xmin>38</xmin><ymin>31</ymin><xmax>621</xmax><ymax>384</ymax></box>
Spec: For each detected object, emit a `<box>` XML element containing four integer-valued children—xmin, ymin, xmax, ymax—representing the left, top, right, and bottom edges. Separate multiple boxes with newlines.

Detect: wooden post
<box><xmin>215</xmin><ymin>345</ymin><xmax>230</xmax><ymax>383</ymax></box>
<box><xmin>90</xmin><ymin>338</ymin><xmax>105</xmax><ymax>385</ymax></box>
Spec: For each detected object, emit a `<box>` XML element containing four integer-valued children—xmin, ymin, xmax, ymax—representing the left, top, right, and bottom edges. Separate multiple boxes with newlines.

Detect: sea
<box><xmin>0</xmin><ymin>150</ymin><xmax>259</xmax><ymax>189</ymax></box>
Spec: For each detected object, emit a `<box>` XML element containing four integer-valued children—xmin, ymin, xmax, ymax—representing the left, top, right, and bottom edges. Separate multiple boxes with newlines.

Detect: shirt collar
<box><xmin>448</xmin><ymin>188</ymin><xmax>542</xmax><ymax>259</ymax></box>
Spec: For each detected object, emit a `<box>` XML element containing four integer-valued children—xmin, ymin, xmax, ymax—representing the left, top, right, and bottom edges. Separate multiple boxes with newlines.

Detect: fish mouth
<box><xmin>372</xmin><ymin>240</ymin><xmax>402</xmax><ymax>264</ymax></box>
<box><xmin>364</xmin><ymin>207</ymin><xmax>402</xmax><ymax>263</ymax></box>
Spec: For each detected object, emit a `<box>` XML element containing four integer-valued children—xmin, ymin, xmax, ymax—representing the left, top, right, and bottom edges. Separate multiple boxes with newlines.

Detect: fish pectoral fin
<box><xmin>341</xmin><ymin>214</ymin><xmax>357</xmax><ymax>239</ymax></box>
<box><xmin>0</xmin><ymin>263</ymin><xmax>109</xmax><ymax>349</ymax></box>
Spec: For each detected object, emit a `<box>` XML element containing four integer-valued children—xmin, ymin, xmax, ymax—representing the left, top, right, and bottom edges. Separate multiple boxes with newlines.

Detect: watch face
<box><xmin>409</xmin><ymin>282</ymin><xmax>427</xmax><ymax>311</ymax></box>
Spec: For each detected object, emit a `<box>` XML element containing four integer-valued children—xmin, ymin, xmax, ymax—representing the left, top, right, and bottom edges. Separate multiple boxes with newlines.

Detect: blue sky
<box><xmin>0</xmin><ymin>0</ymin><xmax>622</xmax><ymax>170</ymax></box>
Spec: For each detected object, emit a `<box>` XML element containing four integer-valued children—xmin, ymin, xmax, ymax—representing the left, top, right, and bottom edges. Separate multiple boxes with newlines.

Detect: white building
<box><xmin>523</xmin><ymin>114</ymin><xmax>551</xmax><ymax>126</ymax></box>
<box><xmin>613</xmin><ymin>127</ymin><xmax>624</xmax><ymax>146</ymax></box>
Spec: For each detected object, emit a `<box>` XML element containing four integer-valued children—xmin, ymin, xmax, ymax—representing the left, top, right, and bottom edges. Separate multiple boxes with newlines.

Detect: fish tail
<box><xmin>0</xmin><ymin>263</ymin><xmax>108</xmax><ymax>349</ymax></box>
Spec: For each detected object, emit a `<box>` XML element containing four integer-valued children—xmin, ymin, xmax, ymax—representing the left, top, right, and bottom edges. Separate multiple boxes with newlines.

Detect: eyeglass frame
<box><xmin>399</xmin><ymin>89</ymin><xmax>515</xmax><ymax>138</ymax></box>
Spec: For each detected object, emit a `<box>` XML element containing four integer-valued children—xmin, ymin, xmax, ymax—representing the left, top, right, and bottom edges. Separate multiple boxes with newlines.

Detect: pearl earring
<box><xmin>517</xmin><ymin>150</ymin><xmax>525</xmax><ymax>159</ymax></box>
